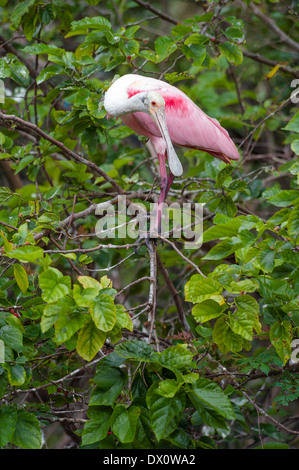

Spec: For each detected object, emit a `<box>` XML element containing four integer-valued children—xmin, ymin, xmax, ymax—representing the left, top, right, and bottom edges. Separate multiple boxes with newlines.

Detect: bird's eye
<box><xmin>151</xmin><ymin>101</ymin><xmax>156</xmax><ymax>106</ymax></box>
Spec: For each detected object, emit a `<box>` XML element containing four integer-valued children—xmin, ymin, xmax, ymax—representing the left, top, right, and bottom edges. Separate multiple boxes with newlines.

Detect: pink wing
<box><xmin>124</xmin><ymin>79</ymin><xmax>239</xmax><ymax>162</ymax></box>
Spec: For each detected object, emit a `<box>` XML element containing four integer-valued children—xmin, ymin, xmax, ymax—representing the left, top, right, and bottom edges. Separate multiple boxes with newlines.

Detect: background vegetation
<box><xmin>0</xmin><ymin>0</ymin><xmax>298</xmax><ymax>449</ymax></box>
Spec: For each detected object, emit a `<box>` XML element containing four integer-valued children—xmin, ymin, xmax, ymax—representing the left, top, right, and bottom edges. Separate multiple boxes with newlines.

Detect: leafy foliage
<box><xmin>0</xmin><ymin>0</ymin><xmax>298</xmax><ymax>450</ymax></box>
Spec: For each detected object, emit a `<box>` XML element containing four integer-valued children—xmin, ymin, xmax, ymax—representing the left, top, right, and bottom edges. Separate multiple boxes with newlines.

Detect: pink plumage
<box><xmin>119</xmin><ymin>75</ymin><xmax>239</xmax><ymax>164</ymax></box>
<box><xmin>104</xmin><ymin>74</ymin><xmax>239</xmax><ymax>233</ymax></box>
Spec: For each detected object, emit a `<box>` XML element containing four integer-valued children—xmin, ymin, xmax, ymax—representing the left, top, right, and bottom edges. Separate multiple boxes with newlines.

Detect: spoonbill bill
<box><xmin>104</xmin><ymin>74</ymin><xmax>239</xmax><ymax>234</ymax></box>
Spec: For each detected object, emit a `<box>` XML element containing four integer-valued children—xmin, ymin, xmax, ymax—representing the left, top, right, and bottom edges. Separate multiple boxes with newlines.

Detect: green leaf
<box><xmin>39</xmin><ymin>268</ymin><xmax>70</xmax><ymax>303</ymax></box>
<box><xmin>268</xmin><ymin>190</ymin><xmax>299</xmax><ymax>207</ymax></box>
<box><xmin>90</xmin><ymin>366</ymin><xmax>127</xmax><ymax>406</ymax></box>
<box><xmin>12</xmin><ymin>411</ymin><xmax>41</xmax><ymax>449</ymax></box>
<box><xmin>6</xmin><ymin>245</ymin><xmax>44</xmax><ymax>263</ymax></box>
<box><xmin>291</xmin><ymin>140</ymin><xmax>299</xmax><ymax>155</ymax></box>
<box><xmin>158</xmin><ymin>345</ymin><xmax>194</xmax><ymax>370</ymax></box>
<box><xmin>218</xmin><ymin>42</ymin><xmax>243</xmax><ymax>65</ymax></box>
<box><xmin>213</xmin><ymin>316</ymin><xmax>243</xmax><ymax>353</ymax></box>
<box><xmin>77</xmin><ymin>275</ymin><xmax>101</xmax><ymax>291</ymax></box>
<box><xmin>155</xmin><ymin>36</ymin><xmax>177</xmax><ymax>62</ymax></box>
<box><xmin>81</xmin><ymin>407</ymin><xmax>112</xmax><ymax>445</ymax></box>
<box><xmin>230</xmin><ymin>309</ymin><xmax>255</xmax><ymax>341</ymax></box>
<box><xmin>115</xmin><ymin>340</ymin><xmax>157</xmax><ymax>362</ymax></box>
<box><xmin>0</xmin><ymin>324</ymin><xmax>23</xmax><ymax>351</ymax></box>
<box><xmin>76</xmin><ymin>319</ymin><xmax>106</xmax><ymax>361</ymax></box>
<box><xmin>157</xmin><ymin>379</ymin><xmax>181</xmax><ymax>398</ymax></box>
<box><xmin>288</xmin><ymin>205</ymin><xmax>299</xmax><ymax>239</ymax></box>
<box><xmin>11</xmin><ymin>0</ymin><xmax>35</xmax><ymax>27</ymax></box>
<box><xmin>255</xmin><ymin>243</ymin><xmax>275</xmax><ymax>273</ymax></box>
<box><xmin>283</xmin><ymin>111</ymin><xmax>299</xmax><ymax>132</ymax></box>
<box><xmin>147</xmin><ymin>385</ymin><xmax>186</xmax><ymax>441</ymax></box>
<box><xmin>192</xmin><ymin>299</ymin><xmax>223</xmax><ymax>323</ymax></box>
<box><xmin>90</xmin><ymin>294</ymin><xmax>116</xmax><ymax>332</ymax></box>
<box><xmin>235</xmin><ymin>294</ymin><xmax>259</xmax><ymax>315</ymax></box>
<box><xmin>41</xmin><ymin>296</ymin><xmax>75</xmax><ymax>333</ymax></box>
<box><xmin>270</xmin><ymin>321</ymin><xmax>292</xmax><ymax>365</ymax></box>
<box><xmin>203</xmin><ymin>238</ymin><xmax>242</xmax><ymax>260</ymax></box>
<box><xmin>203</xmin><ymin>219</ymin><xmax>241</xmax><ymax>242</ymax></box>
<box><xmin>0</xmin><ymin>406</ymin><xmax>17</xmax><ymax>447</ymax></box>
<box><xmin>5</xmin><ymin>364</ymin><xmax>26</xmax><ymax>386</ymax></box>
<box><xmin>54</xmin><ymin>310</ymin><xmax>87</xmax><ymax>345</ymax></box>
<box><xmin>110</xmin><ymin>405</ymin><xmax>141</xmax><ymax>443</ymax></box>
<box><xmin>22</xmin><ymin>43</ymin><xmax>64</xmax><ymax>56</ymax></box>
<box><xmin>224</xmin><ymin>26</ymin><xmax>244</xmax><ymax>43</ymax></box>
<box><xmin>13</xmin><ymin>264</ymin><xmax>29</xmax><ymax>294</ymax></box>
<box><xmin>191</xmin><ymin>378</ymin><xmax>235</xmax><ymax>420</ymax></box>
<box><xmin>113</xmin><ymin>304</ymin><xmax>133</xmax><ymax>332</ymax></box>
<box><xmin>36</xmin><ymin>65</ymin><xmax>65</xmax><ymax>84</ymax></box>
<box><xmin>185</xmin><ymin>275</ymin><xmax>223</xmax><ymax>303</ymax></box>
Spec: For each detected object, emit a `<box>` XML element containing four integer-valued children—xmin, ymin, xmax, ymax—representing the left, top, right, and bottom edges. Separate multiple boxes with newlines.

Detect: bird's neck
<box><xmin>104</xmin><ymin>91</ymin><xmax>147</xmax><ymax>117</ymax></box>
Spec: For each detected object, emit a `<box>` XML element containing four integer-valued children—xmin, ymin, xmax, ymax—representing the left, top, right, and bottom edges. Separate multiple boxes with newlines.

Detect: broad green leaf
<box><xmin>0</xmin><ymin>324</ymin><xmax>23</xmax><ymax>351</ymax></box>
<box><xmin>77</xmin><ymin>319</ymin><xmax>106</xmax><ymax>361</ymax></box>
<box><xmin>115</xmin><ymin>340</ymin><xmax>157</xmax><ymax>362</ymax></box>
<box><xmin>5</xmin><ymin>245</ymin><xmax>44</xmax><ymax>263</ymax></box>
<box><xmin>291</xmin><ymin>140</ymin><xmax>299</xmax><ymax>155</ymax></box>
<box><xmin>41</xmin><ymin>296</ymin><xmax>75</xmax><ymax>333</ymax></box>
<box><xmin>192</xmin><ymin>299</ymin><xmax>223</xmax><ymax>323</ymax></box>
<box><xmin>159</xmin><ymin>345</ymin><xmax>194</xmax><ymax>370</ymax></box>
<box><xmin>90</xmin><ymin>294</ymin><xmax>116</xmax><ymax>332</ymax></box>
<box><xmin>113</xmin><ymin>304</ymin><xmax>133</xmax><ymax>332</ymax></box>
<box><xmin>283</xmin><ymin>111</ymin><xmax>299</xmax><ymax>132</ymax></box>
<box><xmin>54</xmin><ymin>310</ymin><xmax>88</xmax><ymax>345</ymax></box>
<box><xmin>12</xmin><ymin>411</ymin><xmax>41</xmax><ymax>449</ymax></box>
<box><xmin>203</xmin><ymin>219</ymin><xmax>241</xmax><ymax>242</ymax></box>
<box><xmin>203</xmin><ymin>238</ymin><xmax>242</xmax><ymax>260</ymax></box>
<box><xmin>13</xmin><ymin>264</ymin><xmax>29</xmax><ymax>294</ymax></box>
<box><xmin>110</xmin><ymin>405</ymin><xmax>141</xmax><ymax>443</ymax></box>
<box><xmin>11</xmin><ymin>0</ymin><xmax>35</xmax><ymax>27</ymax></box>
<box><xmin>36</xmin><ymin>65</ymin><xmax>64</xmax><ymax>84</ymax></box>
<box><xmin>229</xmin><ymin>279</ymin><xmax>259</xmax><ymax>293</ymax></box>
<box><xmin>219</xmin><ymin>42</ymin><xmax>243</xmax><ymax>65</ymax></box>
<box><xmin>288</xmin><ymin>205</ymin><xmax>299</xmax><ymax>239</ymax></box>
<box><xmin>268</xmin><ymin>190</ymin><xmax>299</xmax><ymax>207</ymax></box>
<box><xmin>235</xmin><ymin>294</ymin><xmax>259</xmax><ymax>315</ymax></box>
<box><xmin>255</xmin><ymin>243</ymin><xmax>275</xmax><ymax>273</ymax></box>
<box><xmin>81</xmin><ymin>407</ymin><xmax>112</xmax><ymax>445</ymax></box>
<box><xmin>147</xmin><ymin>385</ymin><xmax>186</xmax><ymax>441</ymax></box>
<box><xmin>77</xmin><ymin>275</ymin><xmax>101</xmax><ymax>291</ymax></box>
<box><xmin>73</xmin><ymin>284</ymin><xmax>99</xmax><ymax>307</ymax></box>
<box><xmin>185</xmin><ymin>275</ymin><xmax>223</xmax><ymax>303</ymax></box>
<box><xmin>157</xmin><ymin>379</ymin><xmax>181</xmax><ymax>398</ymax></box>
<box><xmin>230</xmin><ymin>309</ymin><xmax>256</xmax><ymax>341</ymax></box>
<box><xmin>270</xmin><ymin>321</ymin><xmax>292</xmax><ymax>365</ymax></box>
<box><xmin>39</xmin><ymin>268</ymin><xmax>70</xmax><ymax>303</ymax></box>
<box><xmin>155</xmin><ymin>36</ymin><xmax>177</xmax><ymax>62</ymax></box>
<box><xmin>224</xmin><ymin>26</ymin><xmax>244</xmax><ymax>43</ymax></box>
<box><xmin>0</xmin><ymin>406</ymin><xmax>17</xmax><ymax>447</ymax></box>
<box><xmin>90</xmin><ymin>366</ymin><xmax>127</xmax><ymax>406</ymax></box>
<box><xmin>5</xmin><ymin>364</ymin><xmax>26</xmax><ymax>386</ymax></box>
<box><xmin>213</xmin><ymin>316</ymin><xmax>243</xmax><ymax>353</ymax></box>
<box><xmin>191</xmin><ymin>378</ymin><xmax>235</xmax><ymax>420</ymax></box>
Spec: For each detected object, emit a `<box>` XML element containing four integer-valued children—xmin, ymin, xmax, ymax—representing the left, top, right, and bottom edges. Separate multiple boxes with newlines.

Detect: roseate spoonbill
<box><xmin>104</xmin><ymin>74</ymin><xmax>239</xmax><ymax>234</ymax></box>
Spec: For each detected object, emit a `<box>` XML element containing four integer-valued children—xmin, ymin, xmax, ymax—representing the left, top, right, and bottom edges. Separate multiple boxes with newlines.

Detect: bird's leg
<box><xmin>152</xmin><ymin>152</ymin><xmax>168</xmax><ymax>237</ymax></box>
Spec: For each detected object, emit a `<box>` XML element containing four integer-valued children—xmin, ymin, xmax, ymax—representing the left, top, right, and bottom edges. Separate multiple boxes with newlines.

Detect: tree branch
<box><xmin>248</xmin><ymin>2</ymin><xmax>299</xmax><ymax>54</ymax></box>
<box><xmin>0</xmin><ymin>112</ymin><xmax>125</xmax><ymax>195</ymax></box>
<box><xmin>133</xmin><ymin>0</ymin><xmax>177</xmax><ymax>25</ymax></box>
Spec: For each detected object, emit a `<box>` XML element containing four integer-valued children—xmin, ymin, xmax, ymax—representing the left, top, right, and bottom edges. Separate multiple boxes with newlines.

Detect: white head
<box><xmin>104</xmin><ymin>87</ymin><xmax>183</xmax><ymax>177</ymax></box>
